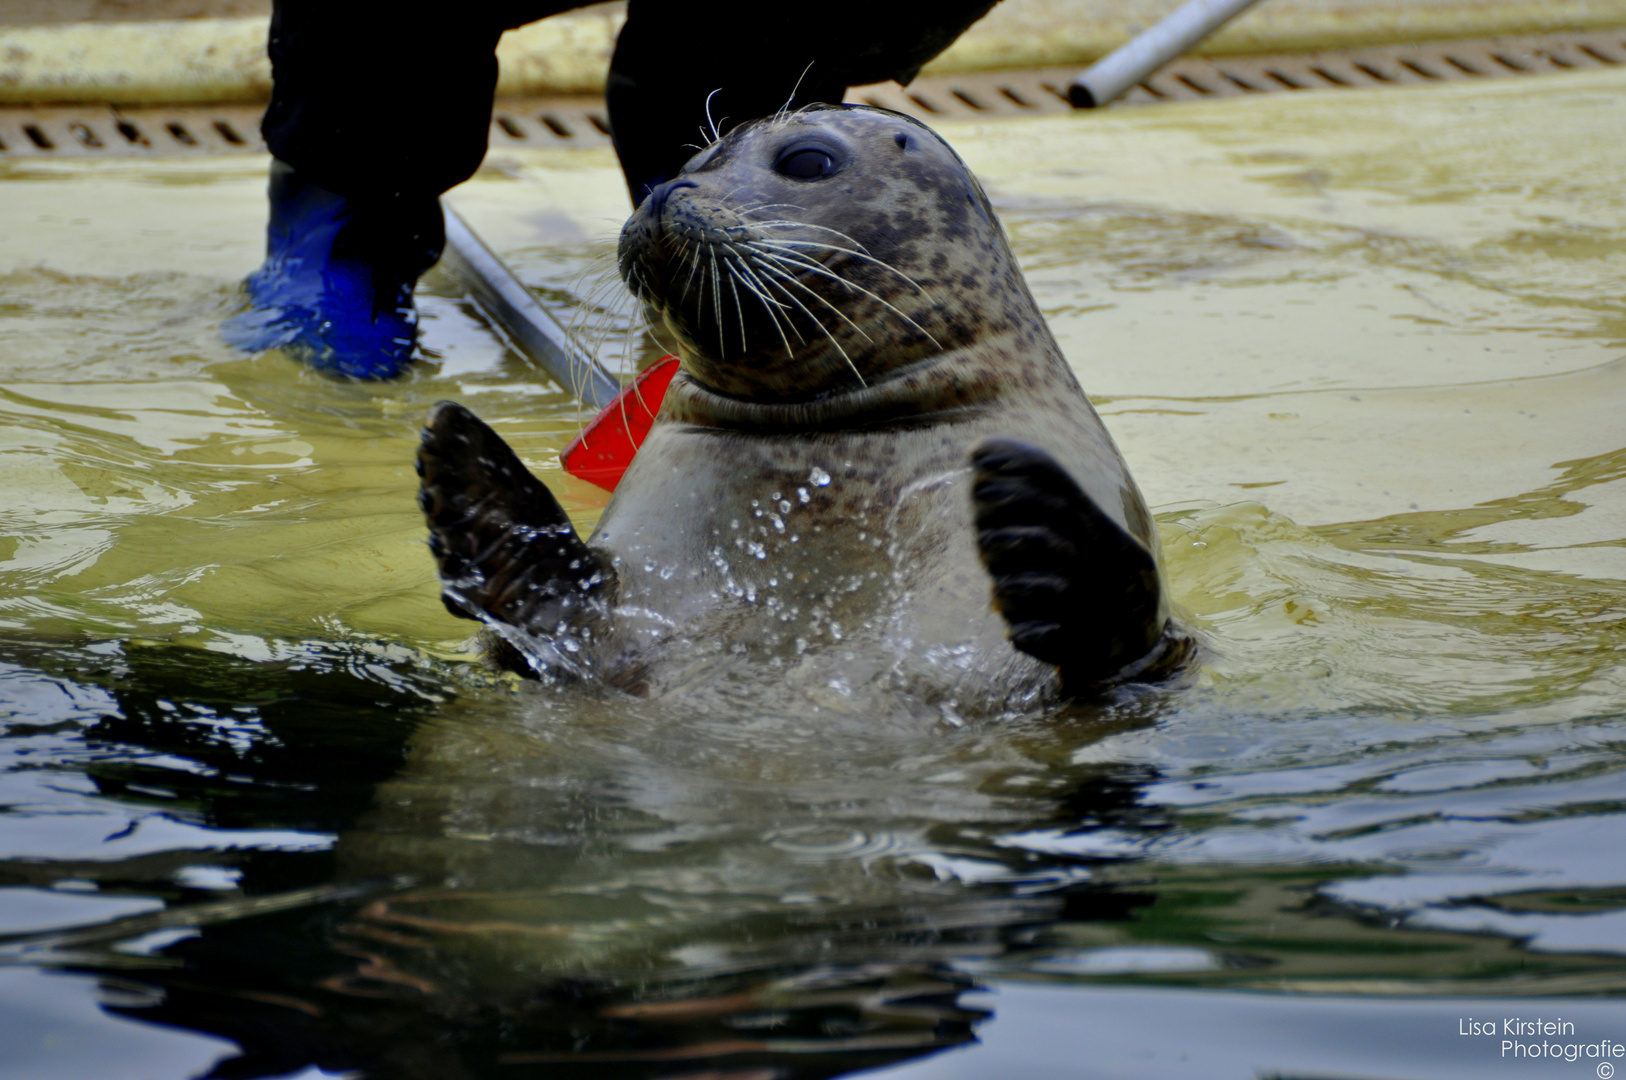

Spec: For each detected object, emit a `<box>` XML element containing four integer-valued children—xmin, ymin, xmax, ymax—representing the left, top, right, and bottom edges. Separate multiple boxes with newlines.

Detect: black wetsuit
<box><xmin>261</xmin><ymin>0</ymin><xmax>1000</xmax><ymax>209</ymax></box>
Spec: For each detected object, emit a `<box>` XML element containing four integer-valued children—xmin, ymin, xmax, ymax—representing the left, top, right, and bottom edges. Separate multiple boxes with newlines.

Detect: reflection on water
<box><xmin>3</xmin><ymin>69</ymin><xmax>1626</xmax><ymax>1077</ymax></box>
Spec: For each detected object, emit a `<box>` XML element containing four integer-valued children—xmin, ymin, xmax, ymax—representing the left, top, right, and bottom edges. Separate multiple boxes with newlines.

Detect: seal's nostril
<box><xmin>646</xmin><ymin>179</ymin><xmax>699</xmax><ymax>219</ymax></box>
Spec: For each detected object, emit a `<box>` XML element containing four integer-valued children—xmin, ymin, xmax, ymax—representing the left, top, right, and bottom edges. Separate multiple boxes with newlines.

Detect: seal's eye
<box><xmin>776</xmin><ymin>147</ymin><xmax>838</xmax><ymax>180</ymax></box>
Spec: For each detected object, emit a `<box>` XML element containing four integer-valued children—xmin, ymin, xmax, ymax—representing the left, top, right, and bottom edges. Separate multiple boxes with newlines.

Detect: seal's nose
<box><xmin>643</xmin><ymin>178</ymin><xmax>698</xmax><ymax>221</ymax></box>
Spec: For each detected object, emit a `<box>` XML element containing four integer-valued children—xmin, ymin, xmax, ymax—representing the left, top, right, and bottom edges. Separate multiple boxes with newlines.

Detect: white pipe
<box><xmin>440</xmin><ymin>203</ymin><xmax>621</xmax><ymax>409</ymax></box>
<box><xmin>1070</xmin><ymin>0</ymin><xmax>1270</xmax><ymax>108</ymax></box>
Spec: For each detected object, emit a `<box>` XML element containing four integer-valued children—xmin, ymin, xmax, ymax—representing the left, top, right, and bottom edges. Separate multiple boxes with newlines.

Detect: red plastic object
<box><xmin>561</xmin><ymin>355</ymin><xmax>680</xmax><ymax>492</ymax></box>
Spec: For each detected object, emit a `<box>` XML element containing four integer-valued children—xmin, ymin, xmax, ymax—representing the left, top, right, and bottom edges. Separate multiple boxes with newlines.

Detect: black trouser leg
<box><xmin>258</xmin><ymin>0</ymin><xmax>593</xmax><ymax>282</ymax></box>
<box><xmin>608</xmin><ymin>0</ymin><xmax>1000</xmax><ymax>204</ymax></box>
<box><xmin>262</xmin><ymin>0</ymin><xmax>1002</xmax><ymax>211</ymax></box>
<box><xmin>265</xmin><ymin>3</ymin><xmax>489</xmax><ymax>200</ymax></box>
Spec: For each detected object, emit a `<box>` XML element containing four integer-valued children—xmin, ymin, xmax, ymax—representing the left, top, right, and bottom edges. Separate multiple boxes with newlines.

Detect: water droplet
<box><xmin>809</xmin><ymin>467</ymin><xmax>831</xmax><ymax>486</ymax></box>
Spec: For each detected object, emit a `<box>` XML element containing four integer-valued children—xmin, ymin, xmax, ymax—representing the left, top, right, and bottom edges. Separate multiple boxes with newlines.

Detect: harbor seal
<box><xmin>417</xmin><ymin>105</ymin><xmax>1183</xmax><ymax>709</ymax></box>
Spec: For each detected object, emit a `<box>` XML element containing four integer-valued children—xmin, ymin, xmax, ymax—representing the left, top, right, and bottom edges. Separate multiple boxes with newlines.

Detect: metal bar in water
<box><xmin>1069</xmin><ymin>0</ymin><xmax>1270</xmax><ymax>108</ymax></box>
<box><xmin>439</xmin><ymin>202</ymin><xmax>622</xmax><ymax>409</ymax></box>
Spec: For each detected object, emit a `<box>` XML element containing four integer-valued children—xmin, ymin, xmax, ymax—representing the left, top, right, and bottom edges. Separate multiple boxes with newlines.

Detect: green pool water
<box><xmin>2</xmin><ymin>67</ymin><xmax>1625</xmax><ymax>1078</ymax></box>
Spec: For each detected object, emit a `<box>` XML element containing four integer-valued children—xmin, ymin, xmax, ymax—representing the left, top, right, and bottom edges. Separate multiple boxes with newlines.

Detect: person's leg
<box><xmin>606</xmin><ymin>1</ymin><xmax>999</xmax><ymax>204</ymax></box>
<box><xmin>222</xmin><ymin>159</ymin><xmax>445</xmax><ymax>379</ymax></box>
<box><xmin>228</xmin><ymin>1</ymin><xmax>584</xmax><ymax>378</ymax></box>
<box><xmin>230</xmin><ymin>0</ymin><xmax>1002</xmax><ymax>376</ymax></box>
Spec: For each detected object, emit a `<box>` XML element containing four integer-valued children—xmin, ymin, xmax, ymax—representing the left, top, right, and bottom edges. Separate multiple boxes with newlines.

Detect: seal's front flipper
<box><xmin>417</xmin><ymin>401</ymin><xmax>614</xmax><ymax>652</ymax></box>
<box><xmin>970</xmin><ymin>438</ymin><xmax>1170</xmax><ymax>694</ymax></box>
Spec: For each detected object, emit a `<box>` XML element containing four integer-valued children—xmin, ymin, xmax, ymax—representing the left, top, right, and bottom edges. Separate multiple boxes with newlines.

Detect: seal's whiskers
<box><xmin>751</xmin><ymin>254</ymin><xmax>874</xmax><ymax>344</ymax></box>
<box><xmin>754</xmin><ymin>237</ymin><xmax>932</xmax><ymax>299</ymax></box>
<box><xmin>708</xmin><ymin>246</ymin><xmax>727</xmax><ymax>359</ymax></box>
<box><xmin>742</xmin><ymin>220</ymin><xmax>871</xmax><ymax>253</ymax></box>
<box><xmin>723</xmin><ymin>245</ymin><xmax>793</xmax><ymax>315</ymax></box>
<box><xmin>772</xmin><ymin>61</ymin><xmax>817</xmax><ymax>124</ymax></box>
<box><xmin>725</xmin><ymin>269</ymin><xmax>749</xmax><ymax>354</ymax></box>
<box><xmin>727</xmin><ymin>250</ymin><xmax>799</xmax><ymax>335</ymax></box>
<box><xmin>739</xmin><ymin>221</ymin><xmax>946</xmax><ymax>346</ymax></box>
<box><xmin>568</xmin><ymin>243</ymin><xmax>646</xmax><ymax>406</ymax></box>
<box><xmin>702</xmin><ymin>88</ymin><xmax>724</xmax><ymax>146</ymax></box>
<box><xmin>751</xmin><ymin>242</ymin><xmax>941</xmax><ymax>350</ymax></box>
<box><xmin>750</xmin><ymin>256</ymin><xmax>868</xmax><ymax>387</ymax></box>
<box><xmin>723</xmin><ymin>251</ymin><xmax>800</xmax><ymax>361</ymax></box>
<box><xmin>677</xmin><ymin>239</ymin><xmax>703</xmax><ymax>307</ymax></box>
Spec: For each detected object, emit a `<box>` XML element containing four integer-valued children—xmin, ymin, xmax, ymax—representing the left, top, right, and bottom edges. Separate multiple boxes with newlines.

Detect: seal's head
<box><xmin>618</xmin><ymin>105</ymin><xmax>1039</xmax><ymax>403</ymax></box>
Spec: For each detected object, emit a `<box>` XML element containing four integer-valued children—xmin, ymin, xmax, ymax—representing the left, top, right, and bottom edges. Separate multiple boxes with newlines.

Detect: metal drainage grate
<box><xmin>490</xmin><ymin>100</ymin><xmax>615</xmax><ymax>146</ymax></box>
<box><xmin>0</xmin><ymin>104</ymin><xmax>266</xmax><ymax>157</ymax></box>
<box><xmin>859</xmin><ymin>27</ymin><xmax>1626</xmax><ymax>120</ymax></box>
<box><xmin>0</xmin><ymin>97</ymin><xmax>617</xmax><ymax>158</ymax></box>
<box><xmin>1</xmin><ymin>28</ymin><xmax>1622</xmax><ymax>158</ymax></box>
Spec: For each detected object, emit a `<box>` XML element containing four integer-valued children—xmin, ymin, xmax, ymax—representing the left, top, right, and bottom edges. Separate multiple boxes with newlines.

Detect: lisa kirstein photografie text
<box><xmin>1461</xmin><ymin>1017</ymin><xmax>1626</xmax><ymax>1064</ymax></box>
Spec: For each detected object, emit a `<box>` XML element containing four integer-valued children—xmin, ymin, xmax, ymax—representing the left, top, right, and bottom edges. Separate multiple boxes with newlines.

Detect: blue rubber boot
<box><xmin>224</xmin><ymin>161</ymin><xmax>443</xmax><ymax>379</ymax></box>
